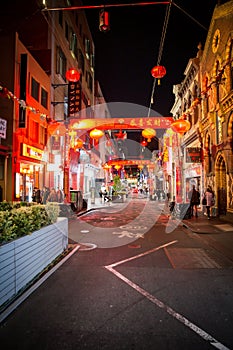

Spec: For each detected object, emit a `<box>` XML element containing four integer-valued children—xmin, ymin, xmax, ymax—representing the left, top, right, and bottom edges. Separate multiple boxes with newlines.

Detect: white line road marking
<box><xmin>104</xmin><ymin>242</ymin><xmax>230</xmax><ymax>350</ymax></box>
<box><xmin>106</xmin><ymin>240</ymin><xmax>178</xmax><ymax>268</ymax></box>
<box><xmin>105</xmin><ymin>266</ymin><xmax>230</xmax><ymax>350</ymax></box>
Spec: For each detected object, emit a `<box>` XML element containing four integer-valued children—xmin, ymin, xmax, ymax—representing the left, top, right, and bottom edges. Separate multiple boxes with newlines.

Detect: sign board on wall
<box><xmin>0</xmin><ymin>118</ymin><xmax>7</xmax><ymax>138</ymax></box>
<box><xmin>186</xmin><ymin>147</ymin><xmax>201</xmax><ymax>163</ymax></box>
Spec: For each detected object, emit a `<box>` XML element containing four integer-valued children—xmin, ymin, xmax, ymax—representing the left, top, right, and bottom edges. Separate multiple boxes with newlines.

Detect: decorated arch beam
<box><xmin>70</xmin><ymin>117</ymin><xmax>173</xmax><ymax>130</ymax></box>
<box><xmin>104</xmin><ymin>159</ymin><xmax>155</xmax><ymax>166</ymax></box>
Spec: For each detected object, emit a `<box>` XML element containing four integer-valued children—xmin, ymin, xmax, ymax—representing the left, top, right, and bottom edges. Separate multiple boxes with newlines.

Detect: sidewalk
<box><xmin>178</xmin><ymin>209</ymin><xmax>233</xmax><ymax>263</ymax></box>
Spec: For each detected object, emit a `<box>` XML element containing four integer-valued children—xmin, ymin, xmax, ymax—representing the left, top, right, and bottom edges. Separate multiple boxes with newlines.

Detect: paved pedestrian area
<box><xmin>77</xmin><ymin>196</ymin><xmax>233</xmax><ymax>262</ymax></box>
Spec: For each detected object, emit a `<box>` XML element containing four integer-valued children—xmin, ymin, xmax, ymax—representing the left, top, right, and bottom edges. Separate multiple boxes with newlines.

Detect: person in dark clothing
<box><xmin>41</xmin><ymin>187</ymin><xmax>50</xmax><ymax>204</ymax></box>
<box><xmin>32</xmin><ymin>187</ymin><xmax>41</xmax><ymax>203</ymax></box>
<box><xmin>188</xmin><ymin>185</ymin><xmax>200</xmax><ymax>217</ymax></box>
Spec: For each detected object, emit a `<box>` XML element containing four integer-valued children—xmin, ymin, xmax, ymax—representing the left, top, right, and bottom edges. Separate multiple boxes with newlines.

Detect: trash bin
<box><xmin>70</xmin><ymin>190</ymin><xmax>83</xmax><ymax>212</ymax></box>
<box><xmin>82</xmin><ymin>198</ymin><xmax>88</xmax><ymax>209</ymax></box>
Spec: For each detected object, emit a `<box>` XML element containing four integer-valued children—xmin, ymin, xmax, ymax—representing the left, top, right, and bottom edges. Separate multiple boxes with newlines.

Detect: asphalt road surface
<box><xmin>1</xmin><ymin>198</ymin><xmax>233</xmax><ymax>350</ymax></box>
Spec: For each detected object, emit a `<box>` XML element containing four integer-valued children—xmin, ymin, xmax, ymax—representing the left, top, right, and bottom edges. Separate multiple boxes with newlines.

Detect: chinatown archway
<box><xmin>67</xmin><ymin>116</ymin><xmax>173</xmax><ymax>197</ymax></box>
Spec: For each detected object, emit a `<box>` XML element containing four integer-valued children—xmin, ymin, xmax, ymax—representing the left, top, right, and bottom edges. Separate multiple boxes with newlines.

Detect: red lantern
<box><xmin>115</xmin><ymin>130</ymin><xmax>127</xmax><ymax>139</ymax></box>
<box><xmin>142</xmin><ymin>128</ymin><xmax>156</xmax><ymax>142</ymax></box>
<box><xmin>47</xmin><ymin>122</ymin><xmax>60</xmax><ymax>135</ymax></box>
<box><xmin>89</xmin><ymin>128</ymin><xmax>104</xmax><ymax>140</ymax></box>
<box><xmin>151</xmin><ymin>65</ymin><xmax>166</xmax><ymax>85</ymax></box>
<box><xmin>99</xmin><ymin>9</ymin><xmax>110</xmax><ymax>32</ymax></box>
<box><xmin>140</xmin><ymin>140</ymin><xmax>148</xmax><ymax>147</ymax></box>
<box><xmin>74</xmin><ymin>138</ymin><xmax>84</xmax><ymax>150</ymax></box>
<box><xmin>170</xmin><ymin>118</ymin><xmax>191</xmax><ymax>135</ymax></box>
<box><xmin>66</xmin><ymin>68</ymin><xmax>80</xmax><ymax>82</ymax></box>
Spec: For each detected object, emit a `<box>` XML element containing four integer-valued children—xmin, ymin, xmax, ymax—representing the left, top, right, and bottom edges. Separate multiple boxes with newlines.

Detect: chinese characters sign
<box><xmin>68</xmin><ymin>82</ymin><xmax>82</xmax><ymax>116</ymax></box>
<box><xmin>0</xmin><ymin>118</ymin><xmax>7</xmax><ymax>138</ymax></box>
<box><xmin>71</xmin><ymin>117</ymin><xmax>174</xmax><ymax>130</ymax></box>
<box><xmin>186</xmin><ymin>147</ymin><xmax>201</xmax><ymax>163</ymax></box>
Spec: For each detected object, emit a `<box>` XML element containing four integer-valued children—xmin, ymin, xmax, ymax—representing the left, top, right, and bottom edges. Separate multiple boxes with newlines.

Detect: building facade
<box><xmin>0</xmin><ymin>1</ymin><xmax>109</xmax><ymax>202</ymax></box>
<box><xmin>169</xmin><ymin>0</ymin><xmax>233</xmax><ymax>217</ymax></box>
<box><xmin>200</xmin><ymin>0</ymin><xmax>233</xmax><ymax>217</ymax></box>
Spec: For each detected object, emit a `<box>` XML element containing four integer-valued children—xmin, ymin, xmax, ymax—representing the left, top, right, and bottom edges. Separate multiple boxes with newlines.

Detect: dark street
<box><xmin>1</xmin><ymin>198</ymin><xmax>233</xmax><ymax>350</ymax></box>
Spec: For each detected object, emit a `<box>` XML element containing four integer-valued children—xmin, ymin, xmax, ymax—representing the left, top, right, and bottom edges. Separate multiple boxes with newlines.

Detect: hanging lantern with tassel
<box><xmin>170</xmin><ymin>116</ymin><xmax>191</xmax><ymax>135</ymax></box>
<box><xmin>142</xmin><ymin>128</ymin><xmax>156</xmax><ymax>142</ymax></box>
<box><xmin>140</xmin><ymin>140</ymin><xmax>148</xmax><ymax>147</ymax></box>
<box><xmin>89</xmin><ymin>128</ymin><xmax>104</xmax><ymax>141</ymax></box>
<box><xmin>151</xmin><ymin>65</ymin><xmax>166</xmax><ymax>85</ymax></box>
<box><xmin>74</xmin><ymin>138</ymin><xmax>84</xmax><ymax>151</ymax></box>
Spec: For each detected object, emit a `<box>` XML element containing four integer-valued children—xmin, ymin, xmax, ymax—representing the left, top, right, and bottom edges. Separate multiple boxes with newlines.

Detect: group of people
<box><xmin>32</xmin><ymin>187</ymin><xmax>64</xmax><ymax>204</ymax></box>
<box><xmin>188</xmin><ymin>184</ymin><xmax>215</xmax><ymax>219</ymax></box>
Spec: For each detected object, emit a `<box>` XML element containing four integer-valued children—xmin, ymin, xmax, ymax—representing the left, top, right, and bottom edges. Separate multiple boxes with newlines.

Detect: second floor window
<box><xmin>31</xmin><ymin>120</ymin><xmax>39</xmax><ymax>143</ymax></box>
<box><xmin>39</xmin><ymin>125</ymin><xmax>46</xmax><ymax>145</ymax></box>
<box><xmin>70</xmin><ymin>32</ymin><xmax>78</xmax><ymax>58</ymax></box>
<box><xmin>78</xmin><ymin>49</ymin><xmax>85</xmax><ymax>73</ymax></box>
<box><xmin>56</xmin><ymin>47</ymin><xmax>67</xmax><ymax>80</ymax></box>
<box><xmin>41</xmin><ymin>88</ymin><xmax>48</xmax><ymax>109</ymax></box>
<box><xmin>85</xmin><ymin>37</ymin><xmax>91</xmax><ymax>59</ymax></box>
<box><xmin>31</xmin><ymin>77</ymin><xmax>39</xmax><ymax>102</ymax></box>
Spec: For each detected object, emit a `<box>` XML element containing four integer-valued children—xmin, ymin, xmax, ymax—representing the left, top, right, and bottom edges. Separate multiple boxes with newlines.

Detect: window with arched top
<box><xmin>215</xmin><ymin>60</ymin><xmax>220</xmax><ymax>103</ymax></box>
<box><xmin>229</xmin><ymin>39</ymin><xmax>233</xmax><ymax>90</ymax></box>
<box><xmin>193</xmin><ymin>85</ymin><xmax>199</xmax><ymax>124</ymax></box>
<box><xmin>183</xmin><ymin>99</ymin><xmax>188</xmax><ymax>113</ymax></box>
<box><xmin>231</xmin><ymin>120</ymin><xmax>233</xmax><ymax>152</ymax></box>
<box><xmin>207</xmin><ymin>134</ymin><xmax>212</xmax><ymax>173</ymax></box>
<box><xmin>203</xmin><ymin>76</ymin><xmax>209</xmax><ymax>113</ymax></box>
<box><xmin>188</xmin><ymin>93</ymin><xmax>192</xmax><ymax>108</ymax></box>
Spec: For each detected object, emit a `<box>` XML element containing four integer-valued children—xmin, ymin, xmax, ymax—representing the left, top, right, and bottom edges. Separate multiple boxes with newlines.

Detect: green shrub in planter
<box><xmin>0</xmin><ymin>202</ymin><xmax>60</xmax><ymax>244</ymax></box>
<box><xmin>45</xmin><ymin>202</ymin><xmax>60</xmax><ymax>223</ymax></box>
<box><xmin>0</xmin><ymin>210</ymin><xmax>16</xmax><ymax>243</ymax></box>
<box><xmin>0</xmin><ymin>201</ymin><xmax>13</xmax><ymax>212</ymax></box>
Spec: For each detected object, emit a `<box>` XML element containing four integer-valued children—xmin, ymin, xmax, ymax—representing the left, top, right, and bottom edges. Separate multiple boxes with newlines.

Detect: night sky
<box><xmin>0</xmin><ymin>0</ymin><xmax>219</xmax><ymax>117</ymax></box>
<box><xmin>84</xmin><ymin>0</ymin><xmax>218</xmax><ymax>116</ymax></box>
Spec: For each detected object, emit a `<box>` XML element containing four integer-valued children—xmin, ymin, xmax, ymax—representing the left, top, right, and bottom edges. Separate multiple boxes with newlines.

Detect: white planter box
<box><xmin>0</xmin><ymin>217</ymin><xmax>68</xmax><ymax>309</ymax></box>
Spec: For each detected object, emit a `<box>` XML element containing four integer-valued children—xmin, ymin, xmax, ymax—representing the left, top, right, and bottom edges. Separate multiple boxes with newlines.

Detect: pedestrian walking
<box><xmin>32</xmin><ymin>187</ymin><xmax>41</xmax><ymax>204</ymax></box>
<box><xmin>47</xmin><ymin>188</ymin><xmax>58</xmax><ymax>202</ymax></box>
<box><xmin>57</xmin><ymin>188</ymin><xmax>64</xmax><ymax>203</ymax></box>
<box><xmin>204</xmin><ymin>186</ymin><xmax>215</xmax><ymax>219</ymax></box>
<box><xmin>41</xmin><ymin>186</ymin><xmax>50</xmax><ymax>204</ymax></box>
<box><xmin>188</xmin><ymin>185</ymin><xmax>200</xmax><ymax>217</ymax></box>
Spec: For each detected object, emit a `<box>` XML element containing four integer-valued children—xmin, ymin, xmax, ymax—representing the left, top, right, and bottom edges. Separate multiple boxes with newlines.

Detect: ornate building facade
<box><xmin>170</xmin><ymin>0</ymin><xmax>233</xmax><ymax>217</ymax></box>
<box><xmin>200</xmin><ymin>0</ymin><xmax>233</xmax><ymax>216</ymax></box>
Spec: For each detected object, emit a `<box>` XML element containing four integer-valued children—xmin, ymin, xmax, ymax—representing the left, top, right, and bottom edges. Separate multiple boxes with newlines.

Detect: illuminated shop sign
<box><xmin>22</xmin><ymin>144</ymin><xmax>44</xmax><ymax>160</ymax></box>
<box><xmin>186</xmin><ymin>147</ymin><xmax>201</xmax><ymax>163</ymax></box>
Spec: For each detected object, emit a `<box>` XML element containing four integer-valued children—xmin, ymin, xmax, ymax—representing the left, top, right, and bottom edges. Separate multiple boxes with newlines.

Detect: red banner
<box><xmin>71</xmin><ymin>117</ymin><xmax>174</xmax><ymax>130</ymax></box>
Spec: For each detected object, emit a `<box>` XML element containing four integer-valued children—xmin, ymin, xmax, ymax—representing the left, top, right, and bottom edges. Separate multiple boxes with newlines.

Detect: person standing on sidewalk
<box><xmin>205</xmin><ymin>186</ymin><xmax>215</xmax><ymax>219</ymax></box>
<box><xmin>189</xmin><ymin>185</ymin><xmax>200</xmax><ymax>217</ymax></box>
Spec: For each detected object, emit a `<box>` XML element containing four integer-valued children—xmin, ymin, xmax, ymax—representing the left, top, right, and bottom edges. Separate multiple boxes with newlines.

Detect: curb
<box><xmin>0</xmin><ymin>244</ymin><xmax>80</xmax><ymax>324</ymax></box>
<box><xmin>181</xmin><ymin>221</ymin><xmax>210</xmax><ymax>234</ymax></box>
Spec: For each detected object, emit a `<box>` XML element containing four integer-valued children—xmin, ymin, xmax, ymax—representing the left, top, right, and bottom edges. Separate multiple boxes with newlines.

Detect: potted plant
<box><xmin>112</xmin><ymin>175</ymin><xmax>127</xmax><ymax>203</ymax></box>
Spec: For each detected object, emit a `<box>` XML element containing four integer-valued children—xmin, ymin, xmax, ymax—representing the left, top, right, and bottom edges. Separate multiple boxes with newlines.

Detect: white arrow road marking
<box><xmin>104</xmin><ymin>241</ymin><xmax>230</xmax><ymax>350</ymax></box>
